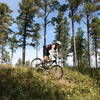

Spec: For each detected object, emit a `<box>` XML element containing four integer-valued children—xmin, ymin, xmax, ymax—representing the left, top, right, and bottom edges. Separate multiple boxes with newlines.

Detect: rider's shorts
<box><xmin>43</xmin><ymin>48</ymin><xmax>50</xmax><ymax>56</ymax></box>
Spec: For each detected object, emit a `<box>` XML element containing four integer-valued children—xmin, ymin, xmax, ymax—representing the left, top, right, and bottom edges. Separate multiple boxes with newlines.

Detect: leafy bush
<box><xmin>0</xmin><ymin>65</ymin><xmax>100</xmax><ymax>100</ymax></box>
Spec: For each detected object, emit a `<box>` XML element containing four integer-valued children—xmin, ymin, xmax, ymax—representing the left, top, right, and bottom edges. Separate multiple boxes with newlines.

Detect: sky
<box><xmin>0</xmin><ymin>0</ymin><xmax>98</xmax><ymax>66</ymax></box>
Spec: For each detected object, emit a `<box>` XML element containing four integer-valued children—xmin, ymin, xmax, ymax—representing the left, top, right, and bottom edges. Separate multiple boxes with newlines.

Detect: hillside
<box><xmin>0</xmin><ymin>65</ymin><xmax>100</xmax><ymax>100</ymax></box>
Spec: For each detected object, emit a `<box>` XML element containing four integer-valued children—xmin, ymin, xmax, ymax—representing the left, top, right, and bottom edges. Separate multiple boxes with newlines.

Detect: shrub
<box><xmin>0</xmin><ymin>66</ymin><xmax>100</xmax><ymax>100</ymax></box>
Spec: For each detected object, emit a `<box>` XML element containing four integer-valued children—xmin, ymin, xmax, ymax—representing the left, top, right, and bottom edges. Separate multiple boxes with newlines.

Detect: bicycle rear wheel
<box><xmin>50</xmin><ymin>65</ymin><xmax>63</xmax><ymax>79</ymax></box>
<box><xmin>31</xmin><ymin>58</ymin><xmax>42</xmax><ymax>68</ymax></box>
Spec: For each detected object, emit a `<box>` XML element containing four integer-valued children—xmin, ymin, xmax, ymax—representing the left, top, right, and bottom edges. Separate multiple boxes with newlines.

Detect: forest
<box><xmin>0</xmin><ymin>0</ymin><xmax>100</xmax><ymax>100</ymax></box>
<box><xmin>0</xmin><ymin>0</ymin><xmax>100</xmax><ymax>67</ymax></box>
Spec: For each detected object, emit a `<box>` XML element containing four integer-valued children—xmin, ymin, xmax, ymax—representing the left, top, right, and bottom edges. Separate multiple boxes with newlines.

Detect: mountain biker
<box><xmin>43</xmin><ymin>41</ymin><xmax>61</xmax><ymax>62</ymax></box>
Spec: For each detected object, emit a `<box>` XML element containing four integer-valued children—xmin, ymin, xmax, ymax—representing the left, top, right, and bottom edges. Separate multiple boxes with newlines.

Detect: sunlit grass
<box><xmin>0</xmin><ymin>64</ymin><xmax>100</xmax><ymax>100</ymax></box>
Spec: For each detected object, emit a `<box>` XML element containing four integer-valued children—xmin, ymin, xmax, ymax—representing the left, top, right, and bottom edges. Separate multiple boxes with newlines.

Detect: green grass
<box><xmin>0</xmin><ymin>64</ymin><xmax>100</xmax><ymax>100</ymax></box>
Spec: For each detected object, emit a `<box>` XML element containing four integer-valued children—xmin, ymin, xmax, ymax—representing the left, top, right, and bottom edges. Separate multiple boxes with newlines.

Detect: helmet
<box><xmin>56</xmin><ymin>41</ymin><xmax>61</xmax><ymax>45</ymax></box>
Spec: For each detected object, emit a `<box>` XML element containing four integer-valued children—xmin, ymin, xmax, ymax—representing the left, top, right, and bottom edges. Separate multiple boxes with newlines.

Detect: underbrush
<box><xmin>0</xmin><ymin>65</ymin><xmax>100</xmax><ymax>100</ymax></box>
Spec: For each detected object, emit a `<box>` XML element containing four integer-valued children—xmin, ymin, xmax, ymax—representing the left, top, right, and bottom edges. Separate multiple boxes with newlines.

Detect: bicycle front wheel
<box><xmin>50</xmin><ymin>65</ymin><xmax>63</xmax><ymax>79</ymax></box>
<box><xmin>31</xmin><ymin>58</ymin><xmax>42</xmax><ymax>68</ymax></box>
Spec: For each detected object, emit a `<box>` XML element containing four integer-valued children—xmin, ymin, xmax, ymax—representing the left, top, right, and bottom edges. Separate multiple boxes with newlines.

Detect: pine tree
<box><xmin>35</xmin><ymin>0</ymin><xmax>59</xmax><ymax>46</ymax></box>
<box><xmin>32</xmin><ymin>23</ymin><xmax>41</xmax><ymax>58</ymax></box>
<box><xmin>90</xmin><ymin>17</ymin><xmax>100</xmax><ymax>67</ymax></box>
<box><xmin>16</xmin><ymin>0</ymin><xmax>41</xmax><ymax>66</ymax></box>
<box><xmin>52</xmin><ymin>9</ymin><xmax>69</xmax><ymax>65</ymax></box>
<box><xmin>8</xmin><ymin>34</ymin><xmax>18</xmax><ymax>64</ymax></box>
<box><xmin>76</xmin><ymin>28</ymin><xmax>85</xmax><ymax>66</ymax></box>
<box><xmin>82</xmin><ymin>0</ymin><xmax>100</xmax><ymax>67</ymax></box>
<box><xmin>15</xmin><ymin>58</ymin><xmax>22</xmax><ymax>66</ymax></box>
<box><xmin>0</xmin><ymin>3</ymin><xmax>12</xmax><ymax>45</ymax></box>
<box><xmin>67</xmin><ymin>0</ymin><xmax>82</xmax><ymax>67</ymax></box>
<box><xmin>0</xmin><ymin>3</ymin><xmax>13</xmax><ymax>63</ymax></box>
<box><xmin>70</xmin><ymin>28</ymin><xmax>88</xmax><ymax>67</ymax></box>
<box><xmin>3</xmin><ymin>51</ymin><xmax>11</xmax><ymax>64</ymax></box>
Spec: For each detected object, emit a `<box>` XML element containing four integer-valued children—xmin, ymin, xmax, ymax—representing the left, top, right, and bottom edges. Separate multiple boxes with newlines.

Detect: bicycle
<box><xmin>31</xmin><ymin>57</ymin><xmax>63</xmax><ymax>79</ymax></box>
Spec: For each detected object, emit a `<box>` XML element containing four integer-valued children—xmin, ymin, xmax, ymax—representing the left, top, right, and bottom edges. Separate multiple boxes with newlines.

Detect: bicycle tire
<box><xmin>31</xmin><ymin>58</ymin><xmax>42</xmax><ymax>68</ymax></box>
<box><xmin>50</xmin><ymin>65</ymin><xmax>63</xmax><ymax>79</ymax></box>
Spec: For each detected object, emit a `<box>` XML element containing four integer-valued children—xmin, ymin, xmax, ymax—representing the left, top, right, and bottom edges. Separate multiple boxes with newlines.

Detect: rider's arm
<box><xmin>50</xmin><ymin>45</ymin><xmax>58</xmax><ymax>56</ymax></box>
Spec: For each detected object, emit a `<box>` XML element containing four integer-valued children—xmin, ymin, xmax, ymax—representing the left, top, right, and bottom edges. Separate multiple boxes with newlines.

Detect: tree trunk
<box><xmin>22</xmin><ymin>21</ymin><xmax>27</xmax><ymax>66</ymax></box>
<box><xmin>11</xmin><ymin>43</ymin><xmax>14</xmax><ymax>65</ymax></box>
<box><xmin>36</xmin><ymin>41</ymin><xmax>38</xmax><ymax>58</ymax></box>
<box><xmin>22</xmin><ymin>13</ymin><xmax>28</xmax><ymax>66</ymax></box>
<box><xmin>95</xmin><ymin>37</ymin><xmax>98</xmax><ymax>68</ymax></box>
<box><xmin>44</xmin><ymin>0</ymin><xmax>47</xmax><ymax>46</ymax></box>
<box><xmin>22</xmin><ymin>33</ymin><xmax>26</xmax><ymax>66</ymax></box>
<box><xmin>43</xmin><ymin>2</ymin><xmax>47</xmax><ymax>57</ymax></box>
<box><xmin>43</xmin><ymin>17</ymin><xmax>47</xmax><ymax>57</ymax></box>
<box><xmin>44</xmin><ymin>17</ymin><xmax>47</xmax><ymax>46</ymax></box>
<box><xmin>86</xmin><ymin>14</ymin><xmax>91</xmax><ymax>67</ymax></box>
<box><xmin>71</xmin><ymin>11</ymin><xmax>77</xmax><ymax>67</ymax></box>
<box><xmin>1</xmin><ymin>45</ymin><xmax>4</xmax><ymax>64</ymax></box>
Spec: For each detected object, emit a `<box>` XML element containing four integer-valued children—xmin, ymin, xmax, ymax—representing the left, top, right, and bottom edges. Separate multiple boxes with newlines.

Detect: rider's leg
<box><xmin>42</xmin><ymin>56</ymin><xmax>48</xmax><ymax>62</ymax></box>
<box><xmin>42</xmin><ymin>48</ymin><xmax>48</xmax><ymax>62</ymax></box>
<box><xmin>49</xmin><ymin>50</ymin><xmax>55</xmax><ymax>60</ymax></box>
<box><xmin>45</xmin><ymin>50</ymin><xmax>51</xmax><ymax>61</ymax></box>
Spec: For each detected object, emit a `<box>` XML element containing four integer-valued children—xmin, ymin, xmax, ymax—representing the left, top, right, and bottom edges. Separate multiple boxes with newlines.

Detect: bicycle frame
<box><xmin>43</xmin><ymin>60</ymin><xmax>56</xmax><ymax>68</ymax></box>
<box><xmin>43</xmin><ymin>56</ymin><xmax>62</xmax><ymax>68</ymax></box>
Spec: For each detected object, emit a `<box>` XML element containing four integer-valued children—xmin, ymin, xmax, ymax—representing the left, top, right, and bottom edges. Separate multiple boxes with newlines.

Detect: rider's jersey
<box><xmin>43</xmin><ymin>44</ymin><xmax>52</xmax><ymax>51</ymax></box>
<box><xmin>43</xmin><ymin>44</ymin><xmax>58</xmax><ymax>51</ymax></box>
<box><xmin>43</xmin><ymin>43</ymin><xmax>59</xmax><ymax>60</ymax></box>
